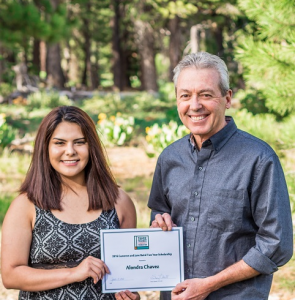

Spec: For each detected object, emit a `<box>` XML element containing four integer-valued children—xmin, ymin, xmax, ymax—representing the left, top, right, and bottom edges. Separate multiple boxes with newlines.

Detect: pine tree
<box><xmin>235</xmin><ymin>0</ymin><xmax>295</xmax><ymax>117</ymax></box>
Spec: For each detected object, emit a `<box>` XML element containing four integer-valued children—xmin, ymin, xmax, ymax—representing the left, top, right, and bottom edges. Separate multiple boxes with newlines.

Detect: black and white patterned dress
<box><xmin>19</xmin><ymin>206</ymin><xmax>119</xmax><ymax>300</ymax></box>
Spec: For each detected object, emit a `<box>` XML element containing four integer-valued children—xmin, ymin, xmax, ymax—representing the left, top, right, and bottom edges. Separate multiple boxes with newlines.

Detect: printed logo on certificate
<box><xmin>134</xmin><ymin>235</ymin><xmax>149</xmax><ymax>250</ymax></box>
<box><xmin>100</xmin><ymin>228</ymin><xmax>184</xmax><ymax>293</ymax></box>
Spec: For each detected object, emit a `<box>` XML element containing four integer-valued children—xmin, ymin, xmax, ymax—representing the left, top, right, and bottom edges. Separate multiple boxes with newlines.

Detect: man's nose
<box><xmin>190</xmin><ymin>94</ymin><xmax>202</xmax><ymax>110</ymax></box>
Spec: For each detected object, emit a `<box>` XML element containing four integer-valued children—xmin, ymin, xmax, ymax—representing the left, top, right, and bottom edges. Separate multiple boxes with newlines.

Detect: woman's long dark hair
<box><xmin>20</xmin><ymin>106</ymin><xmax>119</xmax><ymax>211</ymax></box>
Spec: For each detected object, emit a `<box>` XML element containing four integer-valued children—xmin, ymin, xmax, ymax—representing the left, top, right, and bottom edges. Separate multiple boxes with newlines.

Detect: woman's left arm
<box><xmin>114</xmin><ymin>189</ymin><xmax>140</xmax><ymax>300</ymax></box>
<box><xmin>115</xmin><ymin>189</ymin><xmax>137</xmax><ymax>229</ymax></box>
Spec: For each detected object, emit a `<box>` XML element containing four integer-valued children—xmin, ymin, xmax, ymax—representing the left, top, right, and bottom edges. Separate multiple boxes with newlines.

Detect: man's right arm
<box><xmin>148</xmin><ymin>156</ymin><xmax>176</xmax><ymax>230</ymax></box>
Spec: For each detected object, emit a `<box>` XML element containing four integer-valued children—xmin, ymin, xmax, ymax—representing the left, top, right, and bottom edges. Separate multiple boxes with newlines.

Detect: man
<box><xmin>148</xmin><ymin>52</ymin><xmax>293</xmax><ymax>300</ymax></box>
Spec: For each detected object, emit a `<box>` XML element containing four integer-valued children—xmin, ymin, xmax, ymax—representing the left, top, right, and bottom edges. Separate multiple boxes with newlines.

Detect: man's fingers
<box><xmin>162</xmin><ymin>213</ymin><xmax>174</xmax><ymax>230</ymax></box>
<box><xmin>172</xmin><ymin>282</ymin><xmax>186</xmax><ymax>293</ymax></box>
<box><xmin>154</xmin><ymin>213</ymin><xmax>168</xmax><ymax>230</ymax></box>
<box><xmin>150</xmin><ymin>219</ymin><xmax>160</xmax><ymax>228</ymax></box>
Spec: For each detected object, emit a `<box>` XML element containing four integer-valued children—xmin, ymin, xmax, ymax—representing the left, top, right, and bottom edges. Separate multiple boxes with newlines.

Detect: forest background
<box><xmin>0</xmin><ymin>0</ymin><xmax>295</xmax><ymax>299</ymax></box>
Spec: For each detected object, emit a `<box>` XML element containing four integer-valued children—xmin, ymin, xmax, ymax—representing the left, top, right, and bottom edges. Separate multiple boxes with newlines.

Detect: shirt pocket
<box><xmin>207</xmin><ymin>189</ymin><xmax>245</xmax><ymax>232</ymax></box>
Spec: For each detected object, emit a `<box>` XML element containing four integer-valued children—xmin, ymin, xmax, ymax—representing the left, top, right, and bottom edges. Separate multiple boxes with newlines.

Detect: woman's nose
<box><xmin>65</xmin><ymin>143</ymin><xmax>76</xmax><ymax>155</ymax></box>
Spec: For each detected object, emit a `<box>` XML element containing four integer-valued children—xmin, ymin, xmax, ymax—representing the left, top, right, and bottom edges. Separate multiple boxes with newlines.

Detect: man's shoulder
<box><xmin>235</xmin><ymin>128</ymin><xmax>276</xmax><ymax>157</ymax></box>
<box><xmin>157</xmin><ymin>134</ymin><xmax>190</xmax><ymax>161</ymax></box>
<box><xmin>162</xmin><ymin>134</ymin><xmax>190</xmax><ymax>153</ymax></box>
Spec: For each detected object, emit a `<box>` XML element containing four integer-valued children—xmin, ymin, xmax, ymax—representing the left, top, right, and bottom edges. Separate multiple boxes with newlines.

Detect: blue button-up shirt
<box><xmin>148</xmin><ymin>117</ymin><xmax>293</xmax><ymax>300</ymax></box>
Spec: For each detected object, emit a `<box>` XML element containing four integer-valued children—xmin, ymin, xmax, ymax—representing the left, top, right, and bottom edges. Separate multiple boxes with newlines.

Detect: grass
<box><xmin>270</xmin><ymin>254</ymin><xmax>295</xmax><ymax>298</ymax></box>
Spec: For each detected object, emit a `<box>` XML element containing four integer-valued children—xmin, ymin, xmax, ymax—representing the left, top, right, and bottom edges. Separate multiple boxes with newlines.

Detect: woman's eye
<box><xmin>55</xmin><ymin>142</ymin><xmax>64</xmax><ymax>145</ymax></box>
<box><xmin>76</xmin><ymin>141</ymin><xmax>86</xmax><ymax>145</ymax></box>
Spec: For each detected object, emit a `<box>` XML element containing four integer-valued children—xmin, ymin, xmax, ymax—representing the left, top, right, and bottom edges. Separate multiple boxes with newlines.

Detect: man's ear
<box><xmin>225</xmin><ymin>89</ymin><xmax>232</xmax><ymax>109</ymax></box>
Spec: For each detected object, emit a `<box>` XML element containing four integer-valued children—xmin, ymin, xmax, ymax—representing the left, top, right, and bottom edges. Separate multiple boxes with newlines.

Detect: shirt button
<box><xmin>191</xmin><ymin>217</ymin><xmax>195</xmax><ymax>221</ymax></box>
<box><xmin>194</xmin><ymin>191</ymin><xmax>198</xmax><ymax>196</ymax></box>
<box><xmin>188</xmin><ymin>244</ymin><xmax>191</xmax><ymax>248</ymax></box>
<box><xmin>198</xmin><ymin>166</ymin><xmax>203</xmax><ymax>170</ymax></box>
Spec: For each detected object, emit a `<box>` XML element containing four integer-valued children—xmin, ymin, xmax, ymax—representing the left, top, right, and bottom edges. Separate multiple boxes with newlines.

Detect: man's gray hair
<box><xmin>173</xmin><ymin>52</ymin><xmax>229</xmax><ymax>96</ymax></box>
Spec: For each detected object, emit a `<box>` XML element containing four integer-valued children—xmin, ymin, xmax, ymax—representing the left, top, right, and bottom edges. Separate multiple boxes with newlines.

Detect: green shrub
<box><xmin>97</xmin><ymin>113</ymin><xmax>135</xmax><ymax>146</ymax></box>
<box><xmin>27</xmin><ymin>91</ymin><xmax>72</xmax><ymax>110</ymax></box>
<box><xmin>0</xmin><ymin>113</ymin><xmax>16</xmax><ymax>153</ymax></box>
<box><xmin>145</xmin><ymin>121</ymin><xmax>189</xmax><ymax>156</ymax></box>
<box><xmin>0</xmin><ymin>82</ymin><xmax>14</xmax><ymax>99</ymax></box>
<box><xmin>0</xmin><ymin>194</ymin><xmax>15</xmax><ymax>224</ymax></box>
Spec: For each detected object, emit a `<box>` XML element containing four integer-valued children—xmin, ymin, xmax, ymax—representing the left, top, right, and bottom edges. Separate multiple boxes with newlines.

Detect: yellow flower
<box><xmin>98</xmin><ymin>113</ymin><xmax>107</xmax><ymax>120</ymax></box>
<box><xmin>145</xmin><ymin>127</ymin><xmax>151</xmax><ymax>133</ymax></box>
<box><xmin>116</xmin><ymin>112</ymin><xmax>122</xmax><ymax>116</ymax></box>
<box><xmin>146</xmin><ymin>136</ymin><xmax>151</xmax><ymax>142</ymax></box>
<box><xmin>110</xmin><ymin>116</ymin><xmax>116</xmax><ymax>122</ymax></box>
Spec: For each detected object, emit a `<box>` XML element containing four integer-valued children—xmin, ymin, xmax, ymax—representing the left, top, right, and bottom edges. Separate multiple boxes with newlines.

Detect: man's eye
<box><xmin>181</xmin><ymin>94</ymin><xmax>189</xmax><ymax>99</ymax></box>
<box><xmin>200</xmin><ymin>94</ymin><xmax>212</xmax><ymax>99</ymax></box>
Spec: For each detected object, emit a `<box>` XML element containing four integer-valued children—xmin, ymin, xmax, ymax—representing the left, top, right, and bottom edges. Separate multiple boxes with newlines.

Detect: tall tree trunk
<box><xmin>111</xmin><ymin>0</ymin><xmax>122</xmax><ymax>90</ymax></box>
<box><xmin>46</xmin><ymin>43</ymin><xmax>65</xmax><ymax>88</ymax></box>
<box><xmin>40</xmin><ymin>41</ymin><xmax>46</xmax><ymax>73</ymax></box>
<box><xmin>111</xmin><ymin>0</ymin><xmax>129</xmax><ymax>91</ymax></box>
<box><xmin>46</xmin><ymin>0</ymin><xmax>65</xmax><ymax>88</ymax></box>
<box><xmin>168</xmin><ymin>15</ymin><xmax>181</xmax><ymax>81</ymax></box>
<box><xmin>213</xmin><ymin>26</ymin><xmax>224</xmax><ymax>56</ymax></box>
<box><xmin>0</xmin><ymin>43</ymin><xmax>4</xmax><ymax>83</ymax></box>
<box><xmin>81</xmin><ymin>29</ymin><xmax>91</xmax><ymax>88</ymax></box>
<box><xmin>81</xmin><ymin>2</ymin><xmax>91</xmax><ymax>88</ymax></box>
<box><xmin>32</xmin><ymin>39</ymin><xmax>41</xmax><ymax>75</ymax></box>
<box><xmin>90</xmin><ymin>43</ymin><xmax>99</xmax><ymax>90</ymax></box>
<box><xmin>135</xmin><ymin>20</ymin><xmax>158</xmax><ymax>93</ymax></box>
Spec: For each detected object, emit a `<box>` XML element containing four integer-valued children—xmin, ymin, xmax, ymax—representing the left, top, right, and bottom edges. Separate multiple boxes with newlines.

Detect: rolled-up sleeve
<box><xmin>243</xmin><ymin>154</ymin><xmax>293</xmax><ymax>274</ymax></box>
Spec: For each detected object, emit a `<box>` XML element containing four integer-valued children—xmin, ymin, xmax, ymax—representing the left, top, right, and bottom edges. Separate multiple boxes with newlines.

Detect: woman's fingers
<box><xmin>74</xmin><ymin>256</ymin><xmax>110</xmax><ymax>283</ymax></box>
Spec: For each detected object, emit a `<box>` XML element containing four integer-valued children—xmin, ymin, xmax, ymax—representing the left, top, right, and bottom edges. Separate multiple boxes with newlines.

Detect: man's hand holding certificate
<box><xmin>101</xmin><ymin>228</ymin><xmax>184</xmax><ymax>293</ymax></box>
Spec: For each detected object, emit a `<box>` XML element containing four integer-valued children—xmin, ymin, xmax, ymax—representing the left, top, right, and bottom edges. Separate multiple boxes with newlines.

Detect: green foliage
<box><xmin>97</xmin><ymin>113</ymin><xmax>135</xmax><ymax>146</ymax></box>
<box><xmin>235</xmin><ymin>0</ymin><xmax>295</xmax><ymax>117</ymax></box>
<box><xmin>0</xmin><ymin>2</ymin><xmax>49</xmax><ymax>46</ymax></box>
<box><xmin>0</xmin><ymin>194</ymin><xmax>14</xmax><ymax>224</ymax></box>
<box><xmin>0</xmin><ymin>82</ymin><xmax>14</xmax><ymax>98</ymax></box>
<box><xmin>26</xmin><ymin>91</ymin><xmax>72</xmax><ymax>110</ymax></box>
<box><xmin>145</xmin><ymin>121</ymin><xmax>189</xmax><ymax>156</ymax></box>
<box><xmin>0</xmin><ymin>113</ymin><xmax>16</xmax><ymax>153</ymax></box>
<box><xmin>152</xmin><ymin>0</ymin><xmax>198</xmax><ymax>18</ymax></box>
<box><xmin>81</xmin><ymin>92</ymin><xmax>174</xmax><ymax>122</ymax></box>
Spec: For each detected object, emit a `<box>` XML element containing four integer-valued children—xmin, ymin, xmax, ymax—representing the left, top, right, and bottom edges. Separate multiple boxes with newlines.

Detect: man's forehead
<box><xmin>175</xmin><ymin>68</ymin><xmax>221</xmax><ymax>91</ymax></box>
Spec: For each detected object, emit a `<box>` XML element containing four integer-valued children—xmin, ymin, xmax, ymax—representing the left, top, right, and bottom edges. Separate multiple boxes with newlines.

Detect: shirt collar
<box><xmin>188</xmin><ymin>116</ymin><xmax>237</xmax><ymax>152</ymax></box>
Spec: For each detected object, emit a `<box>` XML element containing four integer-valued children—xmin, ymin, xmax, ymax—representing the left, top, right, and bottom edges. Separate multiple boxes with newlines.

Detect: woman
<box><xmin>1</xmin><ymin>106</ymin><xmax>139</xmax><ymax>300</ymax></box>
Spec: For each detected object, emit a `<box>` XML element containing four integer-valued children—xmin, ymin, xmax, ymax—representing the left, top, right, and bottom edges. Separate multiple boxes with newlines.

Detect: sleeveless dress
<box><xmin>19</xmin><ymin>206</ymin><xmax>119</xmax><ymax>300</ymax></box>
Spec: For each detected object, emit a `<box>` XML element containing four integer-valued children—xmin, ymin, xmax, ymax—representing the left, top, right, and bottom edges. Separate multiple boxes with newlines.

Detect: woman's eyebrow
<box><xmin>52</xmin><ymin>137</ymin><xmax>85</xmax><ymax>141</ymax></box>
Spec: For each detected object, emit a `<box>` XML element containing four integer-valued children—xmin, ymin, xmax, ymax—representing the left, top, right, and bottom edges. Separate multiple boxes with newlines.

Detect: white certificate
<box><xmin>100</xmin><ymin>228</ymin><xmax>184</xmax><ymax>293</ymax></box>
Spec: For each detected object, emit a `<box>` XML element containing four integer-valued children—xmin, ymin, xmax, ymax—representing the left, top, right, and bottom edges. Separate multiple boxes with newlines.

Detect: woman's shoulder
<box><xmin>3</xmin><ymin>193</ymin><xmax>35</xmax><ymax>227</ymax></box>
<box><xmin>10</xmin><ymin>193</ymin><xmax>34</xmax><ymax>209</ymax></box>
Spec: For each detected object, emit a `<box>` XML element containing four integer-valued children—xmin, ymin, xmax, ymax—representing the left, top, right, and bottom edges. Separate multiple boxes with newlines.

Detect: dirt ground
<box><xmin>0</xmin><ymin>147</ymin><xmax>294</xmax><ymax>299</ymax></box>
<box><xmin>106</xmin><ymin>147</ymin><xmax>157</xmax><ymax>179</ymax></box>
